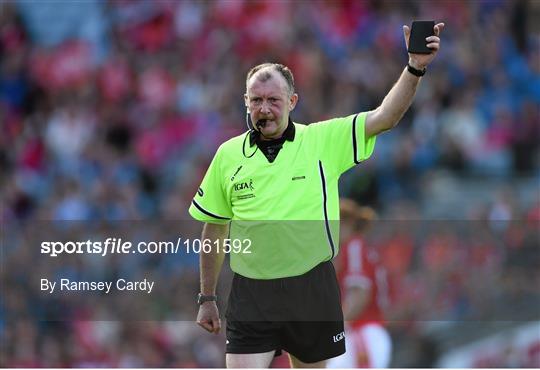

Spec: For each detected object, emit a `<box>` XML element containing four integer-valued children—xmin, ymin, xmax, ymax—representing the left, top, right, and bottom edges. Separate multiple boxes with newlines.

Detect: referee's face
<box><xmin>245</xmin><ymin>70</ymin><xmax>298</xmax><ymax>140</ymax></box>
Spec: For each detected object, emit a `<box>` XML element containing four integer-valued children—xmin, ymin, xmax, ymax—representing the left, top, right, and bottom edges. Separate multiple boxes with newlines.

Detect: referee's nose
<box><xmin>259</xmin><ymin>100</ymin><xmax>271</xmax><ymax>115</ymax></box>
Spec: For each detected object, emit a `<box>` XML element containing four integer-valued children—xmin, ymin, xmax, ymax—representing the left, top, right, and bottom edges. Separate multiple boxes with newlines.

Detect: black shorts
<box><xmin>225</xmin><ymin>261</ymin><xmax>345</xmax><ymax>363</ymax></box>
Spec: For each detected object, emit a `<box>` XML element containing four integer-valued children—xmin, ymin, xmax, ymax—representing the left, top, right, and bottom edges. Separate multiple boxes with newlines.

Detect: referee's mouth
<box><xmin>256</xmin><ymin>119</ymin><xmax>276</xmax><ymax>130</ymax></box>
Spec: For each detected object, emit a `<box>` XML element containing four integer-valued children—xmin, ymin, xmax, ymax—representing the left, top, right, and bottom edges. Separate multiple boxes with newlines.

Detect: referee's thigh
<box><xmin>226</xmin><ymin>351</ymin><xmax>275</xmax><ymax>368</ymax></box>
<box><xmin>289</xmin><ymin>354</ymin><xmax>326</xmax><ymax>368</ymax></box>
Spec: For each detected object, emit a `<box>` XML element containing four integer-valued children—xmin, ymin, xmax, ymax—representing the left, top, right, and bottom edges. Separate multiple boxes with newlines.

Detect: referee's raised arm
<box><xmin>365</xmin><ymin>22</ymin><xmax>444</xmax><ymax>138</ymax></box>
<box><xmin>196</xmin><ymin>222</ymin><xmax>230</xmax><ymax>334</ymax></box>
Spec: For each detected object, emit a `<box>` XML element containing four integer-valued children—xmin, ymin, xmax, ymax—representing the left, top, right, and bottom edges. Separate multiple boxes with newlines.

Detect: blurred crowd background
<box><xmin>1</xmin><ymin>0</ymin><xmax>539</xmax><ymax>367</ymax></box>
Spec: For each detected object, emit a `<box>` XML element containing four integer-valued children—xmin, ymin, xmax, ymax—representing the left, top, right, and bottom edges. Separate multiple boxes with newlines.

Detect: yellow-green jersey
<box><xmin>189</xmin><ymin>112</ymin><xmax>376</xmax><ymax>279</ymax></box>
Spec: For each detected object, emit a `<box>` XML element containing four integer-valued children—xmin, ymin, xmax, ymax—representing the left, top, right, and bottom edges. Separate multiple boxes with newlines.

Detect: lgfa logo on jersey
<box><xmin>333</xmin><ymin>331</ymin><xmax>345</xmax><ymax>343</ymax></box>
<box><xmin>233</xmin><ymin>179</ymin><xmax>254</xmax><ymax>192</ymax></box>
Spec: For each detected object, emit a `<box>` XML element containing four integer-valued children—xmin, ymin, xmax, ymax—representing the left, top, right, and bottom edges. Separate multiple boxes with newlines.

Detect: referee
<box><xmin>190</xmin><ymin>23</ymin><xmax>444</xmax><ymax>368</ymax></box>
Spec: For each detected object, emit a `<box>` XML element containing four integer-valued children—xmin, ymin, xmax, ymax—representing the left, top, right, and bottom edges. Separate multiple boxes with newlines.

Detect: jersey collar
<box><xmin>249</xmin><ymin>118</ymin><xmax>295</xmax><ymax>147</ymax></box>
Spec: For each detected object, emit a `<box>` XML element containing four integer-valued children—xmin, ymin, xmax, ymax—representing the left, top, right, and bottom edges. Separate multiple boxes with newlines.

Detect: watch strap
<box><xmin>197</xmin><ymin>293</ymin><xmax>217</xmax><ymax>305</ymax></box>
<box><xmin>407</xmin><ymin>63</ymin><xmax>426</xmax><ymax>77</ymax></box>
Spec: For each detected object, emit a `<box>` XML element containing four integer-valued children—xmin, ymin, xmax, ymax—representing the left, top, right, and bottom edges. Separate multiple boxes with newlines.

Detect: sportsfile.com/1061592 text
<box><xmin>40</xmin><ymin>238</ymin><xmax>252</xmax><ymax>257</ymax></box>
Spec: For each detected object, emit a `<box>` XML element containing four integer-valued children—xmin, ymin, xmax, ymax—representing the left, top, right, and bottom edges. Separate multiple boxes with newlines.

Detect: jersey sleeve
<box><xmin>311</xmin><ymin>112</ymin><xmax>376</xmax><ymax>176</ymax></box>
<box><xmin>188</xmin><ymin>147</ymin><xmax>232</xmax><ymax>224</ymax></box>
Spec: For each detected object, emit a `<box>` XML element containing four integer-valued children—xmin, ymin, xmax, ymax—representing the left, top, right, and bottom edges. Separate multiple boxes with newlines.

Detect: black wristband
<box><xmin>197</xmin><ymin>293</ymin><xmax>217</xmax><ymax>305</ymax></box>
<box><xmin>407</xmin><ymin>63</ymin><xmax>426</xmax><ymax>77</ymax></box>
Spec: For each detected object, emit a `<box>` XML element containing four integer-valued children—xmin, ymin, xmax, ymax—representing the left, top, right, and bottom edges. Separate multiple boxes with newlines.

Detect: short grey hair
<box><xmin>246</xmin><ymin>63</ymin><xmax>295</xmax><ymax>96</ymax></box>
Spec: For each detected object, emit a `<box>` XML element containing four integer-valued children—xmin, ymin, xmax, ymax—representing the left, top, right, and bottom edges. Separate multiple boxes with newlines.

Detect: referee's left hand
<box><xmin>196</xmin><ymin>301</ymin><xmax>221</xmax><ymax>334</ymax></box>
<box><xmin>403</xmin><ymin>22</ymin><xmax>445</xmax><ymax>70</ymax></box>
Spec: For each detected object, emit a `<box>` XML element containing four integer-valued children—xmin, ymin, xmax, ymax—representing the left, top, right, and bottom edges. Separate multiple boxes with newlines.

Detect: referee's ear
<box><xmin>289</xmin><ymin>93</ymin><xmax>298</xmax><ymax>112</ymax></box>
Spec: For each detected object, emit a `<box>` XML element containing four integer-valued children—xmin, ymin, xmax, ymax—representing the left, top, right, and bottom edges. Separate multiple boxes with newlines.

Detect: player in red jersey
<box><xmin>328</xmin><ymin>199</ymin><xmax>392</xmax><ymax>368</ymax></box>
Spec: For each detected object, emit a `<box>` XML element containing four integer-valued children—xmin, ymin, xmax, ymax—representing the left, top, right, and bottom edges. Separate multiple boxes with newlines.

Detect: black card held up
<box><xmin>408</xmin><ymin>21</ymin><xmax>435</xmax><ymax>54</ymax></box>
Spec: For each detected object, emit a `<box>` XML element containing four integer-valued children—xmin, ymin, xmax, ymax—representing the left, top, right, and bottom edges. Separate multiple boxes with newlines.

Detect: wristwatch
<box><xmin>197</xmin><ymin>293</ymin><xmax>218</xmax><ymax>305</ymax></box>
<box><xmin>407</xmin><ymin>62</ymin><xmax>426</xmax><ymax>77</ymax></box>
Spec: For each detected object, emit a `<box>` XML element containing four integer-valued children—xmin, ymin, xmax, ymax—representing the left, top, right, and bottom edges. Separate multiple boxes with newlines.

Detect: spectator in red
<box><xmin>328</xmin><ymin>199</ymin><xmax>392</xmax><ymax>368</ymax></box>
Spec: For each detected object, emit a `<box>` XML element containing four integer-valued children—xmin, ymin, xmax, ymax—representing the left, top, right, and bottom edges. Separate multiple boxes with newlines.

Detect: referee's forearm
<box><xmin>199</xmin><ymin>222</ymin><xmax>229</xmax><ymax>295</ymax></box>
<box><xmin>375</xmin><ymin>67</ymin><xmax>420</xmax><ymax>131</ymax></box>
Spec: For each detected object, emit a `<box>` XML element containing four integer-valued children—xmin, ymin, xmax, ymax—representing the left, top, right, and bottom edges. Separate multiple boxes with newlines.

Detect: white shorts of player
<box><xmin>327</xmin><ymin>323</ymin><xmax>392</xmax><ymax>368</ymax></box>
